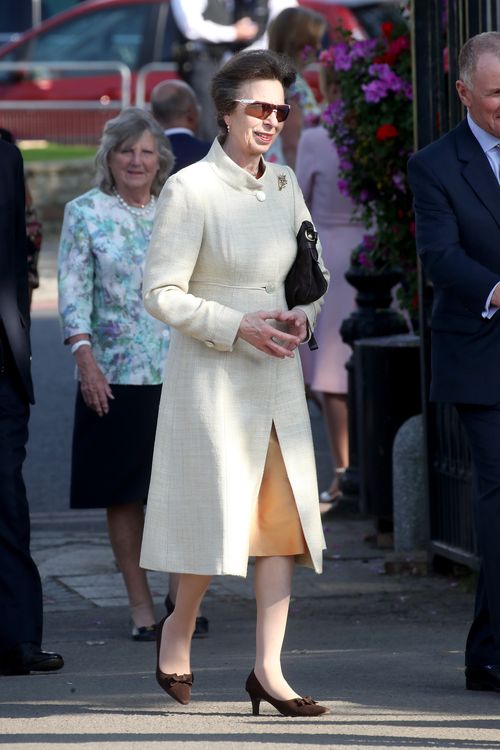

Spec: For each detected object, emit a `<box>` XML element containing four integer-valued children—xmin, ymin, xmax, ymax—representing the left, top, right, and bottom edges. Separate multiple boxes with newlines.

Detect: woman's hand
<box><xmin>237</xmin><ymin>310</ymin><xmax>303</xmax><ymax>358</ymax></box>
<box><xmin>276</xmin><ymin>309</ymin><xmax>309</xmax><ymax>345</ymax></box>
<box><xmin>75</xmin><ymin>347</ymin><xmax>114</xmax><ymax>417</ymax></box>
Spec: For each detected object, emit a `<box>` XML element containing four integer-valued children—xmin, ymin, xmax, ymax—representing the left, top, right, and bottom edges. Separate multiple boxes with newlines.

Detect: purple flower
<box><xmin>332</xmin><ymin>43</ymin><xmax>352</xmax><ymax>71</ymax></box>
<box><xmin>356</xmin><ymin>251</ymin><xmax>375</xmax><ymax>271</ymax></box>
<box><xmin>351</xmin><ymin>39</ymin><xmax>378</xmax><ymax>59</ymax></box>
<box><xmin>369</xmin><ymin>63</ymin><xmax>396</xmax><ymax>83</ymax></box>
<box><xmin>362</xmin><ymin>234</ymin><xmax>377</xmax><ymax>250</ymax></box>
<box><xmin>337</xmin><ymin>179</ymin><xmax>351</xmax><ymax>197</ymax></box>
<box><xmin>392</xmin><ymin>172</ymin><xmax>406</xmax><ymax>192</ymax></box>
<box><xmin>403</xmin><ymin>81</ymin><xmax>413</xmax><ymax>100</ymax></box>
<box><xmin>362</xmin><ymin>79</ymin><xmax>389</xmax><ymax>103</ymax></box>
<box><xmin>358</xmin><ymin>189</ymin><xmax>371</xmax><ymax>202</ymax></box>
<box><xmin>300</xmin><ymin>44</ymin><xmax>316</xmax><ymax>63</ymax></box>
<box><xmin>363</xmin><ymin>64</ymin><xmax>408</xmax><ymax>103</ymax></box>
<box><xmin>321</xmin><ymin>99</ymin><xmax>344</xmax><ymax>127</ymax></box>
<box><xmin>339</xmin><ymin>159</ymin><xmax>352</xmax><ymax>171</ymax></box>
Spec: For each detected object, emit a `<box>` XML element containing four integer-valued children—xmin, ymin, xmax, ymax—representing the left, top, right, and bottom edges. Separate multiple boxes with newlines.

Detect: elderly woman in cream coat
<box><xmin>141</xmin><ymin>50</ymin><xmax>329</xmax><ymax>717</ymax></box>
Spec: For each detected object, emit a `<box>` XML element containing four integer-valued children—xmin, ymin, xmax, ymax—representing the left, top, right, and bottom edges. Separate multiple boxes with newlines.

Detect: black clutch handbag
<box><xmin>285</xmin><ymin>220</ymin><xmax>328</xmax><ymax>351</ymax></box>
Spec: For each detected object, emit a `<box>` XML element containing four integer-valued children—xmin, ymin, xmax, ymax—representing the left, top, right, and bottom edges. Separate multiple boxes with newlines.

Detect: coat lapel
<box><xmin>456</xmin><ymin>118</ymin><xmax>500</xmax><ymax>229</ymax></box>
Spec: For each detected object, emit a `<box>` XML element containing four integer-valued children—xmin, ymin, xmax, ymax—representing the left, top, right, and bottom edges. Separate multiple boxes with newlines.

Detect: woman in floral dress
<box><xmin>58</xmin><ymin>108</ymin><xmax>173</xmax><ymax>641</ymax></box>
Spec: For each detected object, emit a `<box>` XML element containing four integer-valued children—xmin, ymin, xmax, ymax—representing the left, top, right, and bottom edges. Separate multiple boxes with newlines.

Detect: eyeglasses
<box><xmin>233</xmin><ymin>99</ymin><xmax>291</xmax><ymax>123</ymax></box>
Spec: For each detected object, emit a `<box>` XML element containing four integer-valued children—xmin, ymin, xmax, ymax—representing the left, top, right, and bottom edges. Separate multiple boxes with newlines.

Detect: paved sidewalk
<box><xmin>1</xmin><ymin>509</ymin><xmax>496</xmax><ymax>750</ymax></box>
<box><xmin>31</xmin><ymin>510</ymin><xmax>430</xmax><ymax>614</ymax></box>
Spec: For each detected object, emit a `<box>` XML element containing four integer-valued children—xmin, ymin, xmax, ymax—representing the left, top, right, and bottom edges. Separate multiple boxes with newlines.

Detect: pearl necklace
<box><xmin>113</xmin><ymin>188</ymin><xmax>156</xmax><ymax>217</ymax></box>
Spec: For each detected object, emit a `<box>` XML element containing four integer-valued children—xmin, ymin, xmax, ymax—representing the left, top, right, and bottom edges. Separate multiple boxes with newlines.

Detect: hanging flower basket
<box><xmin>320</xmin><ymin>17</ymin><xmax>417</xmax><ymax>316</ymax></box>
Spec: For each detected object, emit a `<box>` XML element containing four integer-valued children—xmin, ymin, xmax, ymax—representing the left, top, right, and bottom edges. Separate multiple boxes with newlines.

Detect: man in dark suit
<box><xmin>151</xmin><ymin>80</ymin><xmax>211</xmax><ymax>174</ymax></box>
<box><xmin>408</xmin><ymin>31</ymin><xmax>500</xmax><ymax>693</ymax></box>
<box><xmin>0</xmin><ymin>138</ymin><xmax>64</xmax><ymax>675</ymax></box>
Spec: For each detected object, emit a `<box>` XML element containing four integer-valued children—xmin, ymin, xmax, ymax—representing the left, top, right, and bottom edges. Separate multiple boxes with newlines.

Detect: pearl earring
<box><xmin>226</xmin><ymin>121</ymin><xmax>231</xmax><ymax>133</ymax></box>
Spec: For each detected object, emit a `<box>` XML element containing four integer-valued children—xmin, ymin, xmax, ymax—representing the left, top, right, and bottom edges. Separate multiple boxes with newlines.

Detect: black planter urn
<box><xmin>339</xmin><ymin>266</ymin><xmax>409</xmax><ymax>508</ymax></box>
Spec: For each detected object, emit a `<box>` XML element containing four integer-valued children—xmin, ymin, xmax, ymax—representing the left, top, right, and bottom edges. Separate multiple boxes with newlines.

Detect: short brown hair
<box><xmin>459</xmin><ymin>32</ymin><xmax>500</xmax><ymax>88</ymax></box>
<box><xmin>211</xmin><ymin>49</ymin><xmax>296</xmax><ymax>136</ymax></box>
<box><xmin>268</xmin><ymin>7</ymin><xmax>326</xmax><ymax>64</ymax></box>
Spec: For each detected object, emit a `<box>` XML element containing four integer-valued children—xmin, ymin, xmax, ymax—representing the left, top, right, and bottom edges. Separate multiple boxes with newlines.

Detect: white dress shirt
<box><xmin>170</xmin><ymin>0</ymin><xmax>297</xmax><ymax>46</ymax></box>
<box><xmin>164</xmin><ymin>127</ymin><xmax>195</xmax><ymax>137</ymax></box>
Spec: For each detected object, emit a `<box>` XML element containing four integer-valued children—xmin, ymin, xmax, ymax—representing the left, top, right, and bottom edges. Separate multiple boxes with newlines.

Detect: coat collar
<box><xmin>456</xmin><ymin>117</ymin><xmax>500</xmax><ymax>228</ymax></box>
<box><xmin>206</xmin><ymin>137</ymin><xmax>270</xmax><ymax>193</ymax></box>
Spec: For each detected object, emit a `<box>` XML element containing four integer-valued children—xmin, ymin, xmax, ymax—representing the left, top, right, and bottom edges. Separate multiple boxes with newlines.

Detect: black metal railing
<box><xmin>412</xmin><ymin>0</ymin><xmax>500</xmax><ymax>567</ymax></box>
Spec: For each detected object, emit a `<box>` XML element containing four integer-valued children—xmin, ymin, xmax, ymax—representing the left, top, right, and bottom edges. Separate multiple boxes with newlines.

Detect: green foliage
<box><xmin>21</xmin><ymin>143</ymin><xmax>96</xmax><ymax>162</ymax></box>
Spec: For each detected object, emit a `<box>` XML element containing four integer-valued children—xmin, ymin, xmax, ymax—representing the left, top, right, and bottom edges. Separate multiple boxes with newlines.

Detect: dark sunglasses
<box><xmin>233</xmin><ymin>99</ymin><xmax>291</xmax><ymax>123</ymax></box>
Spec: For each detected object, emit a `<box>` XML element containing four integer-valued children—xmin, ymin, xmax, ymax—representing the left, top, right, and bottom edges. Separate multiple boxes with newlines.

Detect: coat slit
<box><xmin>248</xmin><ymin>421</ymin><xmax>308</xmax><ymax>559</ymax></box>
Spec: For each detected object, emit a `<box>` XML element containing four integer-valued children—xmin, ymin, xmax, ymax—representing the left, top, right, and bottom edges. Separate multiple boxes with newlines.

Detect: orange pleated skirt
<box><xmin>248</xmin><ymin>424</ymin><xmax>307</xmax><ymax>557</ymax></box>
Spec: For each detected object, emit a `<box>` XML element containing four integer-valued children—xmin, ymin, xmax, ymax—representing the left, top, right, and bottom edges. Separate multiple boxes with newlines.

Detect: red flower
<box><xmin>376</xmin><ymin>124</ymin><xmax>399</xmax><ymax>140</ymax></box>
<box><xmin>381</xmin><ymin>22</ymin><xmax>394</xmax><ymax>37</ymax></box>
<box><xmin>374</xmin><ymin>36</ymin><xmax>410</xmax><ymax>66</ymax></box>
<box><xmin>443</xmin><ymin>46</ymin><xmax>449</xmax><ymax>74</ymax></box>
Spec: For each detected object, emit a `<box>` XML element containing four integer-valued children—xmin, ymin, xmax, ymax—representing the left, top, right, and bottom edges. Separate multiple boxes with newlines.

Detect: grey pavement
<box><xmin>2</xmin><ymin>236</ymin><xmax>500</xmax><ymax>749</ymax></box>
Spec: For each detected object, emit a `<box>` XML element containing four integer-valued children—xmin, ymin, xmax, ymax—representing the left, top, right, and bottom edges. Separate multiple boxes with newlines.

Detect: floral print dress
<box><xmin>58</xmin><ymin>187</ymin><xmax>169</xmax><ymax>385</ymax></box>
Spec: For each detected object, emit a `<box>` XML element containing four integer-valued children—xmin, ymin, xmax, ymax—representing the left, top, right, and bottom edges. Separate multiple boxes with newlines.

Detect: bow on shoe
<box><xmin>167</xmin><ymin>673</ymin><xmax>194</xmax><ymax>686</ymax></box>
<box><xmin>295</xmin><ymin>696</ymin><xmax>318</xmax><ymax>706</ymax></box>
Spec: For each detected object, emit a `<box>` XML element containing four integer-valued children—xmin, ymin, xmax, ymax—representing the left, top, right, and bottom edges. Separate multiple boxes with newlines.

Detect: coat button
<box><xmin>256</xmin><ymin>191</ymin><xmax>266</xmax><ymax>201</ymax></box>
<box><xmin>265</xmin><ymin>282</ymin><xmax>275</xmax><ymax>293</ymax></box>
<box><xmin>205</xmin><ymin>340</ymin><xmax>215</xmax><ymax>348</ymax></box>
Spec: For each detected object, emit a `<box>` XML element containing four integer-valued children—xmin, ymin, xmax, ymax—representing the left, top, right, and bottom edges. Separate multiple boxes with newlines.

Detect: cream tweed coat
<box><xmin>140</xmin><ymin>139</ymin><xmax>329</xmax><ymax>578</ymax></box>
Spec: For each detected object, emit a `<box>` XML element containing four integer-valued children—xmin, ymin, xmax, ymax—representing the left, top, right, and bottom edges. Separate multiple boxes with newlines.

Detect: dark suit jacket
<box><xmin>408</xmin><ymin>118</ymin><xmax>500</xmax><ymax>405</ymax></box>
<box><xmin>0</xmin><ymin>140</ymin><xmax>34</xmax><ymax>404</ymax></box>
<box><xmin>166</xmin><ymin>132</ymin><xmax>211</xmax><ymax>175</ymax></box>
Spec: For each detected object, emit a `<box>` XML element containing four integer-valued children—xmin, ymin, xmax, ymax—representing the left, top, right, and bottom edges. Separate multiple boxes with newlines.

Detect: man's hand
<box><xmin>234</xmin><ymin>17</ymin><xmax>259</xmax><ymax>42</ymax></box>
<box><xmin>491</xmin><ymin>284</ymin><xmax>500</xmax><ymax>308</ymax></box>
<box><xmin>237</xmin><ymin>310</ymin><xmax>302</xmax><ymax>358</ymax></box>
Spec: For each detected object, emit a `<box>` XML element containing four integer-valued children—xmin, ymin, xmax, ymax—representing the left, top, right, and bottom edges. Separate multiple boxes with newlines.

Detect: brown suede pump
<box><xmin>155</xmin><ymin>617</ymin><xmax>193</xmax><ymax>705</ymax></box>
<box><xmin>245</xmin><ymin>670</ymin><xmax>329</xmax><ymax>717</ymax></box>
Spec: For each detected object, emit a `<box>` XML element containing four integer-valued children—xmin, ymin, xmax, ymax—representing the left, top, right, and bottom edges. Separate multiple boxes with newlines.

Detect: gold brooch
<box><xmin>277</xmin><ymin>173</ymin><xmax>288</xmax><ymax>191</ymax></box>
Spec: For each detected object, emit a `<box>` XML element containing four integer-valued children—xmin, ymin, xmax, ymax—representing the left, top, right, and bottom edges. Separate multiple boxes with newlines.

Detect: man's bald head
<box><xmin>151</xmin><ymin>80</ymin><xmax>201</xmax><ymax>131</ymax></box>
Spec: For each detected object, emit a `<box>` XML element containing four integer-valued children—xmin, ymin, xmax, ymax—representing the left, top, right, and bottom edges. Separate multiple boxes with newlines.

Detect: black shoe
<box><xmin>465</xmin><ymin>665</ymin><xmax>500</xmax><ymax>691</ymax></box>
<box><xmin>193</xmin><ymin>616</ymin><xmax>209</xmax><ymax>639</ymax></box>
<box><xmin>131</xmin><ymin>623</ymin><xmax>157</xmax><ymax>642</ymax></box>
<box><xmin>164</xmin><ymin>594</ymin><xmax>209</xmax><ymax>638</ymax></box>
<box><xmin>0</xmin><ymin>643</ymin><xmax>64</xmax><ymax>676</ymax></box>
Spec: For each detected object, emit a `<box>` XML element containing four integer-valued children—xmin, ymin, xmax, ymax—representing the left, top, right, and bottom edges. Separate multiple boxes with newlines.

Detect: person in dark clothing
<box><xmin>0</xmin><ymin>137</ymin><xmax>64</xmax><ymax>675</ymax></box>
<box><xmin>169</xmin><ymin>1</ymin><xmax>296</xmax><ymax>139</ymax></box>
<box><xmin>151</xmin><ymin>79</ymin><xmax>211</xmax><ymax>174</ymax></box>
<box><xmin>0</xmin><ymin>127</ymin><xmax>43</xmax><ymax>308</ymax></box>
<box><xmin>408</xmin><ymin>31</ymin><xmax>500</xmax><ymax>693</ymax></box>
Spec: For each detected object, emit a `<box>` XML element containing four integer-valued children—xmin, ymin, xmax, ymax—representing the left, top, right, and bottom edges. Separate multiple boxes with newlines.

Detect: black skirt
<box><xmin>70</xmin><ymin>384</ymin><xmax>162</xmax><ymax>509</ymax></box>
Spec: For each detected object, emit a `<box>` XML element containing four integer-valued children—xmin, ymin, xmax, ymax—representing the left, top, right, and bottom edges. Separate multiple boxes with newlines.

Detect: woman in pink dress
<box><xmin>296</xmin><ymin>68</ymin><xmax>364</xmax><ymax>504</ymax></box>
